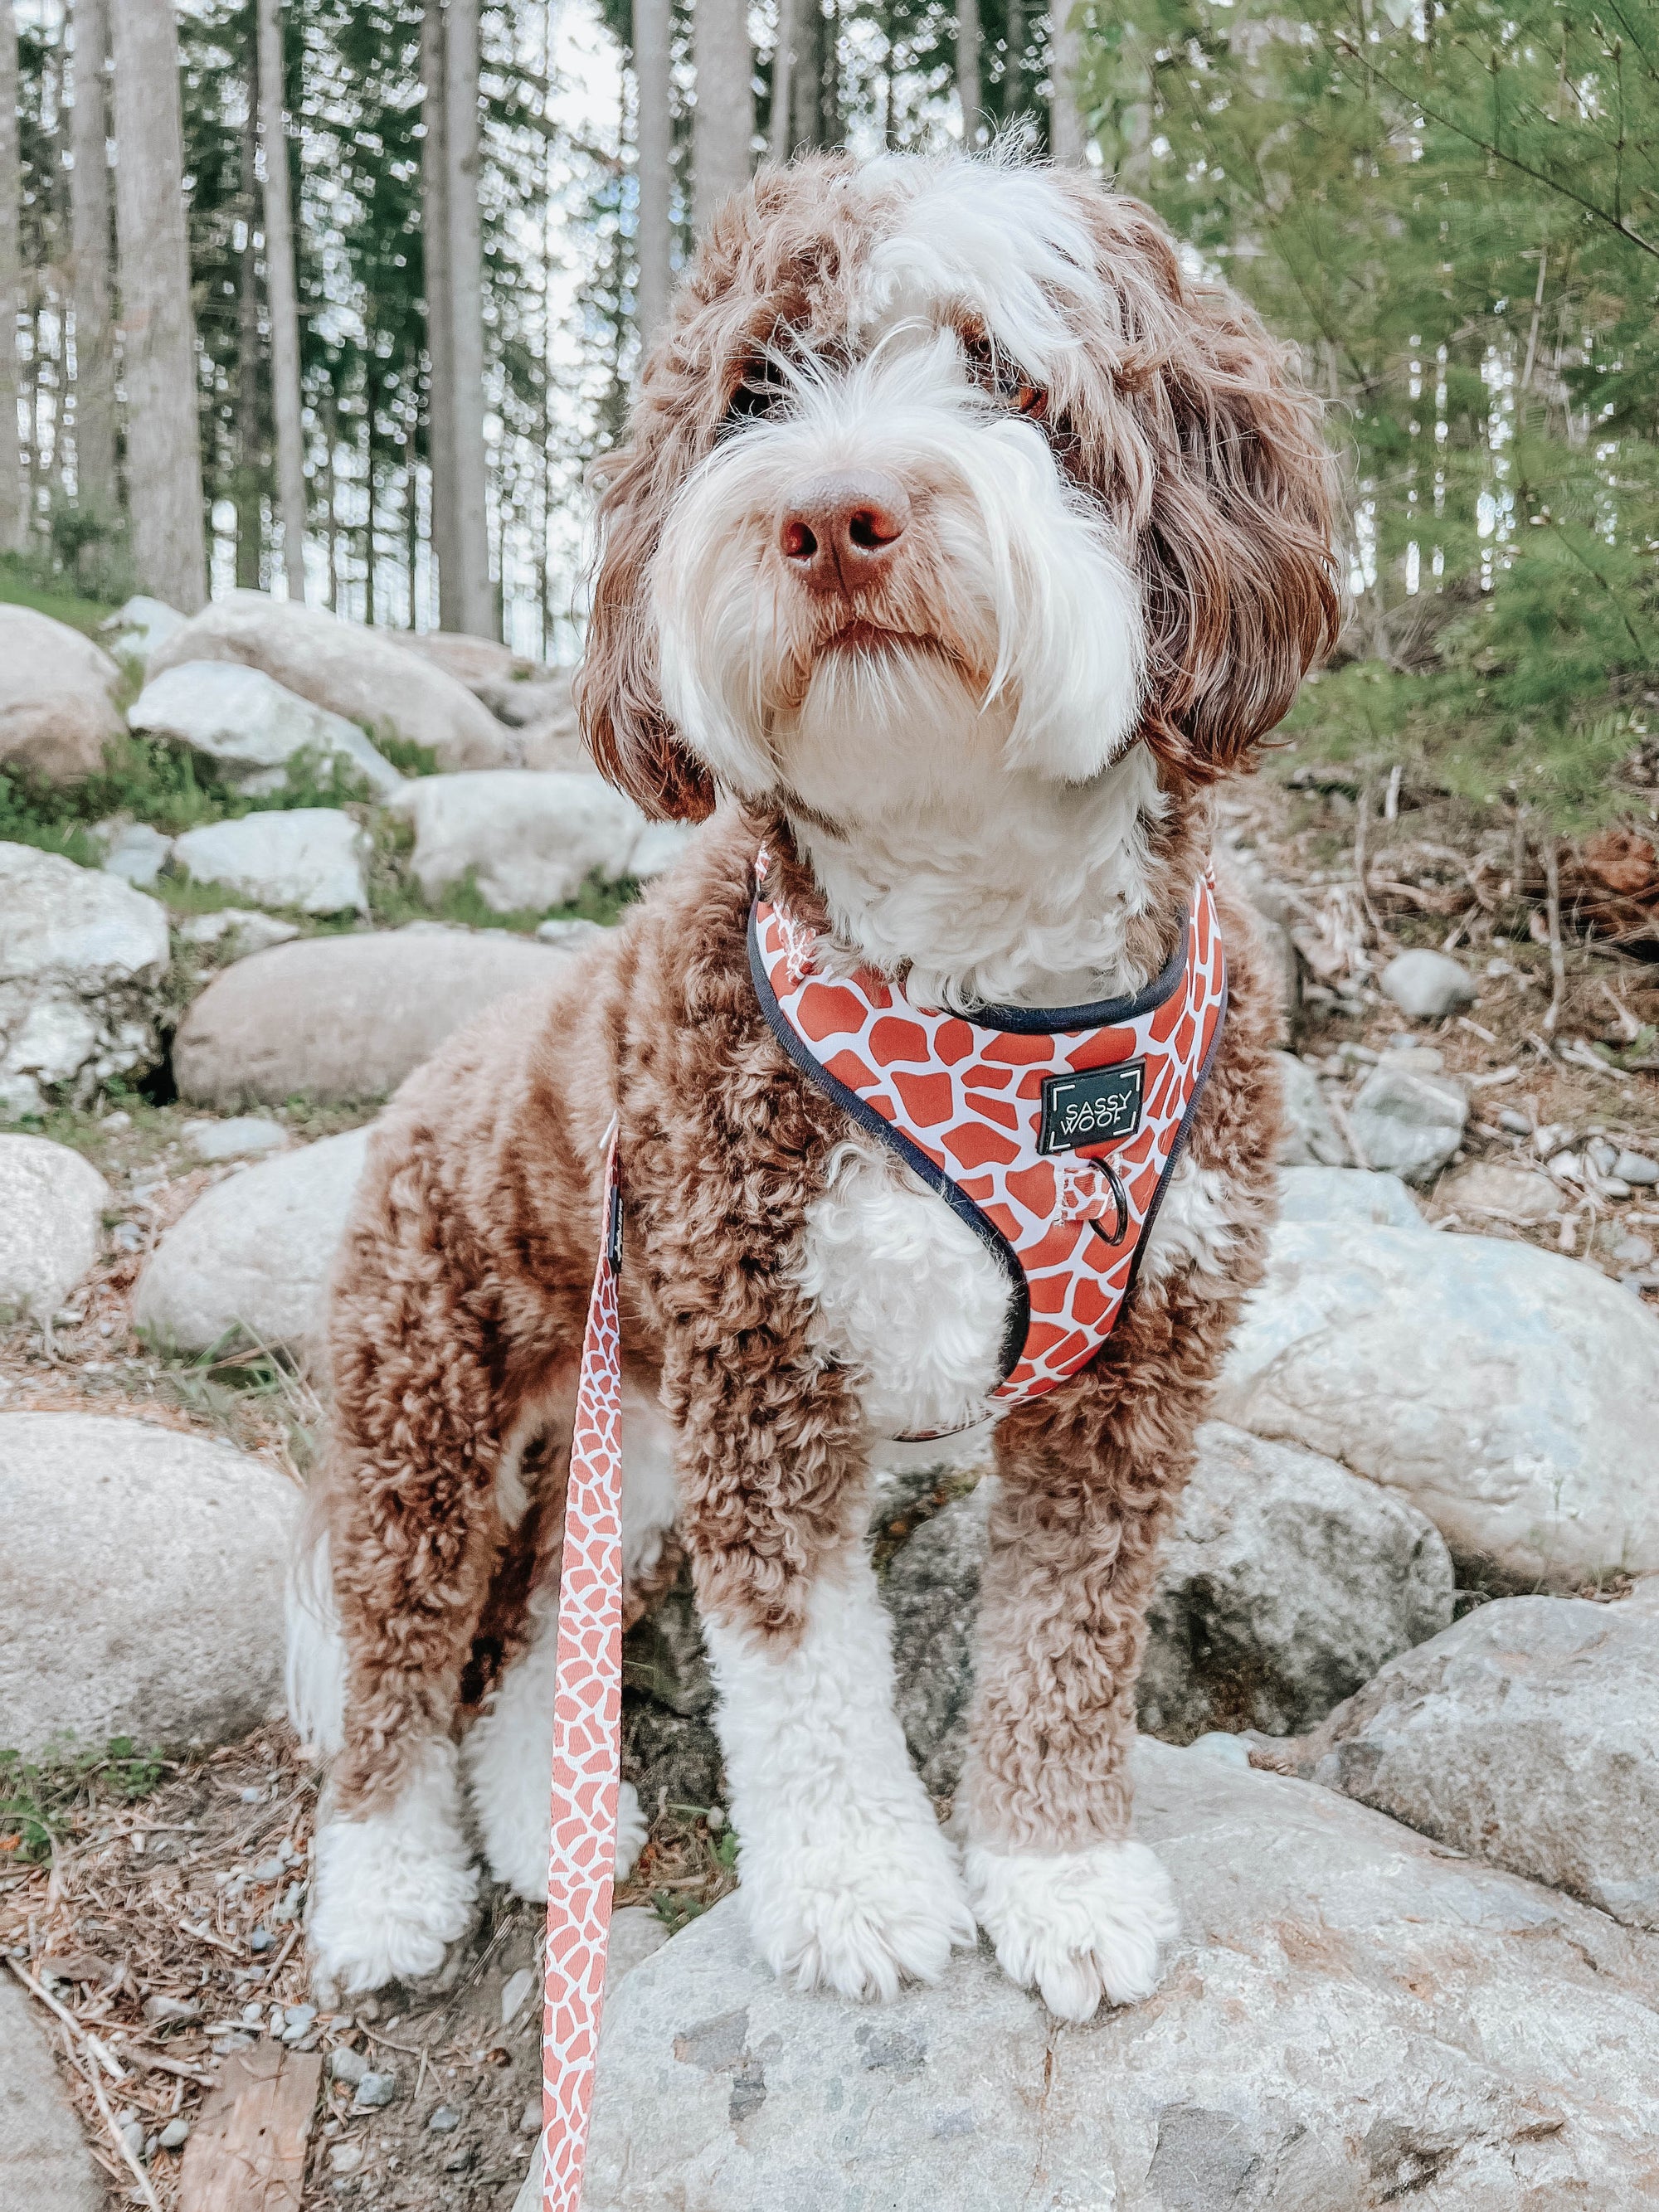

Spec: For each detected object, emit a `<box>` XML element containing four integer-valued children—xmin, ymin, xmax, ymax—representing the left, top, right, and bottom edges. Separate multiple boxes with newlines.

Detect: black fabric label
<box><xmin>1039</xmin><ymin>1061</ymin><xmax>1145</xmax><ymax>1154</ymax></box>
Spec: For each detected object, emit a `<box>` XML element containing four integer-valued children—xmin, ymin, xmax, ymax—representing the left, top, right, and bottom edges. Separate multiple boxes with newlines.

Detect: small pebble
<box><xmin>329</xmin><ymin>2047</ymin><xmax>368</xmax><ymax>2086</ymax></box>
<box><xmin>1532</xmin><ymin>1122</ymin><xmax>1574</xmax><ymax>1159</ymax></box>
<box><xmin>328</xmin><ymin>2142</ymin><xmax>365</xmax><ymax>2176</ymax></box>
<box><xmin>443</xmin><ymin>2147</ymin><xmax>474</xmax><ymax>2173</ymax></box>
<box><xmin>519</xmin><ymin>2101</ymin><xmax>542</xmax><ymax>2137</ymax></box>
<box><xmin>706</xmin><ymin>1805</ymin><xmax>725</xmax><ymax>1833</ymax></box>
<box><xmin>100</xmin><ymin>1109</ymin><xmax>131</xmax><ymax>1130</ymax></box>
<box><xmin>353</xmin><ymin>2069</ymin><xmax>397</xmax><ymax>2111</ymax></box>
<box><xmin>500</xmin><ymin>1966</ymin><xmax>536</xmax><ymax>2026</ymax></box>
<box><xmin>1496</xmin><ymin>1107</ymin><xmax>1532</xmax><ymax>1136</ymax></box>
<box><xmin>427</xmin><ymin>2104</ymin><xmax>462</xmax><ymax>2133</ymax></box>
<box><xmin>285</xmin><ymin>2004</ymin><xmax>318</xmax><ymax>2033</ymax></box>
<box><xmin>1618</xmin><ymin>1149</ymin><xmax>1659</xmax><ymax>1187</ymax></box>
<box><xmin>212</xmin><ymin>2032</ymin><xmax>255</xmax><ymax>2055</ymax></box>
<box><xmin>119</xmin><ymin>2120</ymin><xmax>145</xmax><ymax>2158</ymax></box>
<box><xmin>1614</xmin><ymin>1235</ymin><xmax>1655</xmax><ymax>1268</ymax></box>
<box><xmin>252</xmin><ymin>1855</ymin><xmax>289</xmax><ymax>1884</ymax></box>
<box><xmin>1588</xmin><ymin>1137</ymin><xmax>1620</xmax><ymax>1179</ymax></box>
<box><xmin>241</xmin><ymin>2002</ymin><xmax>265</xmax><ymax>2025</ymax></box>
<box><xmin>143</xmin><ymin>1995</ymin><xmax>199</xmax><ymax>2025</ymax></box>
<box><xmin>249</xmin><ymin>1927</ymin><xmax>274</xmax><ymax>1953</ymax></box>
<box><xmin>158</xmin><ymin>2120</ymin><xmax>190</xmax><ymax>2151</ymax></box>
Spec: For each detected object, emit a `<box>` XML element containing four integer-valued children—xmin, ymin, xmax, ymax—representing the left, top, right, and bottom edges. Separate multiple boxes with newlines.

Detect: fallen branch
<box><xmin>1543</xmin><ymin>838</ymin><xmax>1566</xmax><ymax>1033</ymax></box>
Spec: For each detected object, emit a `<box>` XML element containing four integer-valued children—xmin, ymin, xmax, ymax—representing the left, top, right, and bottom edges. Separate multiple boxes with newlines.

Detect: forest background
<box><xmin>4</xmin><ymin>0</ymin><xmax>1657</xmax><ymax>832</ymax></box>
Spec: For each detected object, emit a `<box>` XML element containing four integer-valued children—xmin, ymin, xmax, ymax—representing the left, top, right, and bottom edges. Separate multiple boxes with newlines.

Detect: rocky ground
<box><xmin>6</xmin><ymin>589</ymin><xmax>1659</xmax><ymax>2209</ymax></box>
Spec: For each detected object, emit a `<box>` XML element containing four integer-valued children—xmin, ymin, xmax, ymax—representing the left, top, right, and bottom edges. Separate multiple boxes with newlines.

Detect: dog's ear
<box><xmin>1054</xmin><ymin>184</ymin><xmax>1340</xmax><ymax>785</ymax></box>
<box><xmin>577</xmin><ymin>416</ymin><xmax>718</xmax><ymax>825</ymax></box>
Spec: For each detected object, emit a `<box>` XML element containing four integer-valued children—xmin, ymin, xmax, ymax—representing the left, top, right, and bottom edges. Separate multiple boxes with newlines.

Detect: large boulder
<box><xmin>0</xmin><ymin>606</ymin><xmax>124</xmax><ymax>783</ymax></box>
<box><xmin>389</xmin><ymin>770</ymin><xmax>654</xmax><ymax>912</ymax></box>
<box><xmin>578</xmin><ymin>1738</ymin><xmax>1659</xmax><ymax>2210</ymax></box>
<box><xmin>171</xmin><ymin>809</ymin><xmax>370</xmax><ymax>916</ymax></box>
<box><xmin>0</xmin><ymin>1135</ymin><xmax>109</xmax><ymax>1318</ymax></box>
<box><xmin>129</xmin><ymin>660</ymin><xmax>405</xmax><ymax>800</ymax></box>
<box><xmin>101</xmin><ymin>593</ymin><xmax>189</xmax><ymax>673</ymax></box>
<box><xmin>0</xmin><ymin>1977</ymin><xmax>102</xmax><ymax>2211</ymax></box>
<box><xmin>134</xmin><ymin>1126</ymin><xmax>371</xmax><ymax>1367</ymax></box>
<box><xmin>0</xmin><ymin>1412</ymin><xmax>297</xmax><ymax>1757</ymax></box>
<box><xmin>0</xmin><ymin>843</ymin><xmax>170</xmax><ymax>1116</ymax></box>
<box><xmin>1138</xmin><ymin>1424</ymin><xmax>1455</xmax><ymax>1743</ymax></box>
<box><xmin>1275</xmin><ymin>1163</ymin><xmax>1423</xmax><ymax>1230</ymax></box>
<box><xmin>880</xmin><ymin>1425</ymin><xmax>1454</xmax><ymax>1787</ymax></box>
<box><xmin>146</xmin><ymin>590</ymin><xmax>511</xmax><ymax>771</ymax></box>
<box><xmin>1216</xmin><ymin>1219</ymin><xmax>1659</xmax><ymax>1589</ymax></box>
<box><xmin>1275</xmin><ymin>1594</ymin><xmax>1659</xmax><ymax>1932</ymax></box>
<box><xmin>173</xmin><ymin>926</ymin><xmax>575</xmax><ymax>1107</ymax></box>
<box><xmin>1272</xmin><ymin>1051</ymin><xmax>1348</xmax><ymax>1166</ymax></box>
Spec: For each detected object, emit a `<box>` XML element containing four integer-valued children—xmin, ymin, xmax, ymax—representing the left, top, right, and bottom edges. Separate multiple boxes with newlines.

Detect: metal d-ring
<box><xmin>1087</xmin><ymin>1162</ymin><xmax>1131</xmax><ymax>1249</ymax></box>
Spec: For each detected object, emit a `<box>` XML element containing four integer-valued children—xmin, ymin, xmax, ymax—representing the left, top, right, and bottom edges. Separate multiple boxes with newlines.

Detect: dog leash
<box><xmin>539</xmin><ymin>1123</ymin><xmax>625</xmax><ymax>2212</ymax></box>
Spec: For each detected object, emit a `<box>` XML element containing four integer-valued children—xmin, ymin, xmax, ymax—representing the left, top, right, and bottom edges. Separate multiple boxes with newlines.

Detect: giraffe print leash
<box><xmin>540</xmin><ymin>1125</ymin><xmax>625</xmax><ymax>2212</ymax></box>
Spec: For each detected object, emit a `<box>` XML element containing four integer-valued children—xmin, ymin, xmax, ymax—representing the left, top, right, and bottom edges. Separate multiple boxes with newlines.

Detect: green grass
<box><xmin>0</xmin><ymin>1738</ymin><xmax>168</xmax><ymax>1864</ymax></box>
<box><xmin>0</xmin><ymin>555</ymin><xmax>119</xmax><ymax>640</ymax></box>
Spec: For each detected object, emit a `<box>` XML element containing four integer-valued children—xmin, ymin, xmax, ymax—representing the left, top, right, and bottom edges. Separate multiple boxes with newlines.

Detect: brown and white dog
<box><xmin>288</xmin><ymin>148</ymin><xmax>1336</xmax><ymax>2020</ymax></box>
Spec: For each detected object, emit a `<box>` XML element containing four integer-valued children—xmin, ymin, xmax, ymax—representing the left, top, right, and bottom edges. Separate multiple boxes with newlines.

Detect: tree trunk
<box><xmin>420</xmin><ymin>0</ymin><xmax>459</xmax><ymax>626</ymax></box>
<box><xmin>692</xmin><ymin>0</ymin><xmax>751</xmax><ymax>233</ymax></box>
<box><xmin>70</xmin><ymin>0</ymin><xmax>115</xmax><ymax>532</ymax></box>
<box><xmin>634</xmin><ymin>0</ymin><xmax>672</xmax><ymax>346</ymax></box>
<box><xmin>1048</xmin><ymin>1</ymin><xmax>1087</xmax><ymax>163</ymax></box>
<box><xmin>0</xmin><ymin>2</ymin><xmax>24</xmax><ymax>554</ymax></box>
<box><xmin>770</xmin><ymin>0</ymin><xmax>796</xmax><ymax>162</ymax></box>
<box><xmin>442</xmin><ymin>0</ymin><xmax>493</xmax><ymax>637</ymax></box>
<box><xmin>956</xmin><ymin>0</ymin><xmax>982</xmax><ymax>147</ymax></box>
<box><xmin>1005</xmin><ymin>0</ymin><xmax>1024</xmax><ymax>121</ymax></box>
<box><xmin>256</xmin><ymin>0</ymin><xmax>307</xmax><ymax>600</ymax></box>
<box><xmin>110</xmin><ymin>0</ymin><xmax>207</xmax><ymax>610</ymax></box>
<box><xmin>363</xmin><ymin>396</ymin><xmax>377</xmax><ymax>625</ymax></box>
<box><xmin>235</xmin><ymin>57</ymin><xmax>263</xmax><ymax>591</ymax></box>
<box><xmin>791</xmin><ymin>0</ymin><xmax>820</xmax><ymax>150</ymax></box>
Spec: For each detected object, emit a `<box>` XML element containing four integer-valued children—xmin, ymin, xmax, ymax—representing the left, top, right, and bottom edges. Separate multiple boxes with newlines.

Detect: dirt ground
<box><xmin>5</xmin><ymin>768</ymin><xmax>1658</xmax><ymax>2208</ymax></box>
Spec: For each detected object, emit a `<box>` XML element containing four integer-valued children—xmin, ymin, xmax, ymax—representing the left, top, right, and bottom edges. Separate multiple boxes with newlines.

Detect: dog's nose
<box><xmin>778</xmin><ymin>473</ymin><xmax>910</xmax><ymax>594</ymax></box>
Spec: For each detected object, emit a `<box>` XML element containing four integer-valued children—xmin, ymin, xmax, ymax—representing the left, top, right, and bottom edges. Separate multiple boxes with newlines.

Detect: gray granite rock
<box><xmin>0</xmin><ymin>1412</ymin><xmax>296</xmax><ymax>1757</ymax></box>
<box><xmin>130</xmin><ymin>659</ymin><xmax>405</xmax><ymax>799</ymax></box>
<box><xmin>0</xmin><ymin>1134</ymin><xmax>109</xmax><ymax>1318</ymax></box>
<box><xmin>1217</xmin><ymin>1219</ymin><xmax>1659</xmax><ymax>1588</ymax></box>
<box><xmin>180</xmin><ymin>1114</ymin><xmax>289</xmax><ymax>1163</ymax></box>
<box><xmin>1275</xmin><ymin>1164</ymin><xmax>1423</xmax><ymax>1230</ymax></box>
<box><xmin>0</xmin><ymin>1976</ymin><xmax>102</xmax><ymax>2211</ymax></box>
<box><xmin>1273</xmin><ymin>1594</ymin><xmax>1659</xmax><ymax>1930</ymax></box>
<box><xmin>574</xmin><ymin>1738</ymin><xmax>1659</xmax><ymax>2210</ymax></box>
<box><xmin>95</xmin><ymin>819</ymin><xmax>173</xmax><ymax>890</ymax></box>
<box><xmin>1379</xmin><ymin>947</ymin><xmax>1477</xmax><ymax>1021</ymax></box>
<box><xmin>389</xmin><ymin>770</ymin><xmax>653</xmax><ymax>912</ymax></box>
<box><xmin>1272</xmin><ymin>1052</ymin><xmax>1348</xmax><ymax>1166</ymax></box>
<box><xmin>0</xmin><ymin>843</ymin><xmax>171</xmax><ymax>1115</ymax></box>
<box><xmin>102</xmin><ymin>593</ymin><xmax>188</xmax><ymax>673</ymax></box>
<box><xmin>1348</xmin><ymin>1061</ymin><xmax>1467</xmax><ymax>1184</ymax></box>
<box><xmin>883</xmin><ymin>1484</ymin><xmax>991</xmax><ymax>1793</ymax></box>
<box><xmin>172</xmin><ymin>809</ymin><xmax>370</xmax><ymax>916</ymax></box>
<box><xmin>0</xmin><ymin>606</ymin><xmax>124</xmax><ymax>784</ymax></box>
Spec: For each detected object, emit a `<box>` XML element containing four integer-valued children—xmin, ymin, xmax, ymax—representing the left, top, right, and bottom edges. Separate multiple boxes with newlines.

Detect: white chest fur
<box><xmin>793</xmin><ymin>1129</ymin><xmax>1236</xmax><ymax>1444</ymax></box>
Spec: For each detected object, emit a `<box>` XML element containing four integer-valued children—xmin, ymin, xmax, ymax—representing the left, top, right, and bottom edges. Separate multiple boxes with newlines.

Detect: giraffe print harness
<box><xmin>749</xmin><ymin>854</ymin><xmax>1229</xmax><ymax>1412</ymax></box>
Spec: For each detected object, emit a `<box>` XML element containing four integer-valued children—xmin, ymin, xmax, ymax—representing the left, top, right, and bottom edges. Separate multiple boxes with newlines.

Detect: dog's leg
<box><xmin>956</xmin><ymin>1415</ymin><xmax>1185</xmax><ymax>2022</ymax></box>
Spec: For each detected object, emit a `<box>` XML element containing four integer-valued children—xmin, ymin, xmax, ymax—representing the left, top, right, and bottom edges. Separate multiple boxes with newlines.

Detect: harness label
<box><xmin>1039</xmin><ymin>1061</ymin><xmax>1145</xmax><ymax>1155</ymax></box>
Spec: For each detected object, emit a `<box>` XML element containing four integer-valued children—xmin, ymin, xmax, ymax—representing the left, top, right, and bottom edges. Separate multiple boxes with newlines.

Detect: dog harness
<box><xmin>749</xmin><ymin>854</ymin><xmax>1228</xmax><ymax>1407</ymax></box>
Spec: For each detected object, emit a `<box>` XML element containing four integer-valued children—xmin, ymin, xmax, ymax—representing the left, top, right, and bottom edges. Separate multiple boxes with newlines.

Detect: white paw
<box><xmin>309</xmin><ymin>1744</ymin><xmax>479</xmax><ymax>1994</ymax></box>
<box><xmin>963</xmin><ymin>1835</ymin><xmax>1178</xmax><ymax>2022</ymax></box>
<box><xmin>742</xmin><ymin>1813</ymin><xmax>976</xmax><ymax>2002</ymax></box>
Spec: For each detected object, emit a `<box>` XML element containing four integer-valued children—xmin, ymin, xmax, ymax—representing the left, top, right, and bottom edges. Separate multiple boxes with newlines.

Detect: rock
<box><xmin>1257</xmin><ymin>913</ymin><xmax>1300</xmax><ymax>1048</ymax></box>
<box><xmin>157</xmin><ymin>2118</ymin><xmax>190</xmax><ymax>2151</ymax></box>
<box><xmin>146</xmin><ymin>591</ymin><xmax>510</xmax><ymax>771</ymax></box>
<box><xmin>0</xmin><ymin>843</ymin><xmax>170</xmax><ymax>1116</ymax></box>
<box><xmin>578</xmin><ymin>1737</ymin><xmax>1659</xmax><ymax>2211</ymax></box>
<box><xmin>396</xmin><ymin>629</ymin><xmax>542</xmax><ymax>701</ymax></box>
<box><xmin>1617</xmin><ymin>1148</ymin><xmax>1659</xmax><ymax>1187</ymax></box>
<box><xmin>630</xmin><ymin>820</ymin><xmax>695</xmax><ymax>882</ymax></box>
<box><xmin>0</xmin><ymin>1135</ymin><xmax>109</xmax><ymax>1318</ymax></box>
<box><xmin>1276</xmin><ymin>1595</ymin><xmax>1659</xmax><ymax>1932</ymax></box>
<box><xmin>134</xmin><ymin>1126</ymin><xmax>371</xmax><ymax>1366</ymax></box>
<box><xmin>625</xmin><ymin>1581</ymin><xmax>715</xmax><ymax>1719</ymax></box>
<box><xmin>1218</xmin><ymin>1218</ymin><xmax>1659</xmax><ymax>1588</ymax></box>
<box><xmin>328</xmin><ymin>2048</ymin><xmax>368</xmax><ymax>2087</ymax></box>
<box><xmin>353</xmin><ymin>2070</ymin><xmax>397</xmax><ymax>2111</ymax></box>
<box><xmin>172</xmin><ymin>809</ymin><xmax>370</xmax><ymax>916</ymax></box>
<box><xmin>1139</xmin><ymin>1425</ymin><xmax>1454</xmax><ymax>1743</ymax></box>
<box><xmin>390</xmin><ymin>771</ymin><xmax>652</xmax><ymax>912</ymax></box>
<box><xmin>501</xmin><ymin>1966</ymin><xmax>536</xmax><ymax>2026</ymax></box>
<box><xmin>884</xmin><ymin>1430</ymin><xmax>1454</xmax><ymax>1786</ymax></box>
<box><xmin>173</xmin><ymin>908</ymin><xmax>301</xmax><ymax>957</ymax></box>
<box><xmin>427</xmin><ymin>2104</ymin><xmax>461</xmax><ymax>2133</ymax></box>
<box><xmin>95</xmin><ymin>819</ymin><xmax>173</xmax><ymax>891</ymax></box>
<box><xmin>173</xmin><ymin>927</ymin><xmax>573</xmax><ymax>1108</ymax></box>
<box><xmin>0</xmin><ymin>1412</ymin><xmax>296</xmax><ymax>1757</ymax></box>
<box><xmin>1440</xmin><ymin>1159</ymin><xmax>1559</xmax><ymax>1223</ymax></box>
<box><xmin>129</xmin><ymin>662</ymin><xmax>405</xmax><ymax>800</ymax></box>
<box><xmin>102</xmin><ymin>594</ymin><xmax>188</xmax><ymax>672</ymax></box>
<box><xmin>0</xmin><ymin>606</ymin><xmax>124</xmax><ymax>783</ymax></box>
<box><xmin>179</xmin><ymin>1115</ymin><xmax>288</xmax><ymax>1164</ymax></box>
<box><xmin>1348</xmin><ymin>1061</ymin><xmax>1467</xmax><ymax>1184</ymax></box>
<box><xmin>608</xmin><ymin>1906</ymin><xmax>670</xmax><ymax>1992</ymax></box>
<box><xmin>536</xmin><ymin>916</ymin><xmax>609</xmax><ymax>951</ymax></box>
<box><xmin>1275</xmin><ymin>1163</ymin><xmax>1423</xmax><ymax>1231</ymax></box>
<box><xmin>1272</xmin><ymin>1051</ymin><xmax>1348</xmax><ymax>1166</ymax></box>
<box><xmin>1379</xmin><ymin>947</ymin><xmax>1477</xmax><ymax>1021</ymax></box>
<box><xmin>0</xmin><ymin>1977</ymin><xmax>102</xmax><ymax>2211</ymax></box>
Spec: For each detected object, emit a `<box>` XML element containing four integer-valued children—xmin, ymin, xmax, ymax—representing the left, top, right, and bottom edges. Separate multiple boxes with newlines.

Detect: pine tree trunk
<box><xmin>1005</xmin><ymin>0</ymin><xmax>1024</xmax><ymax>119</ymax></box>
<box><xmin>235</xmin><ymin>61</ymin><xmax>263</xmax><ymax>591</ymax></box>
<box><xmin>110</xmin><ymin>0</ymin><xmax>207</xmax><ymax>610</ymax></box>
<box><xmin>0</xmin><ymin>2</ymin><xmax>25</xmax><ymax>554</ymax></box>
<box><xmin>956</xmin><ymin>0</ymin><xmax>981</xmax><ymax>146</ymax></box>
<box><xmin>692</xmin><ymin>0</ymin><xmax>752</xmax><ymax>232</ymax></box>
<box><xmin>442</xmin><ymin>0</ymin><xmax>493</xmax><ymax>637</ymax></box>
<box><xmin>256</xmin><ymin>0</ymin><xmax>307</xmax><ymax>600</ymax></box>
<box><xmin>634</xmin><ymin>0</ymin><xmax>672</xmax><ymax>345</ymax></box>
<box><xmin>363</xmin><ymin>396</ymin><xmax>377</xmax><ymax>625</ymax></box>
<box><xmin>1048</xmin><ymin>1</ymin><xmax>1087</xmax><ymax>163</ymax></box>
<box><xmin>70</xmin><ymin>0</ymin><xmax>116</xmax><ymax>532</ymax></box>
<box><xmin>792</xmin><ymin>0</ymin><xmax>820</xmax><ymax>150</ymax></box>
<box><xmin>770</xmin><ymin>0</ymin><xmax>796</xmax><ymax>161</ymax></box>
<box><xmin>420</xmin><ymin>0</ymin><xmax>459</xmax><ymax>627</ymax></box>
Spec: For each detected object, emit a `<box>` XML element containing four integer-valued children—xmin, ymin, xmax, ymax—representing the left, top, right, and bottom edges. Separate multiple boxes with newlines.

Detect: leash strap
<box><xmin>540</xmin><ymin>1125</ymin><xmax>625</xmax><ymax>2212</ymax></box>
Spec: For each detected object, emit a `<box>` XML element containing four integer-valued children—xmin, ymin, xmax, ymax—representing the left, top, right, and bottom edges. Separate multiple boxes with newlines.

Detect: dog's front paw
<box><xmin>743</xmin><ymin>1811</ymin><xmax>976</xmax><ymax>2002</ymax></box>
<box><xmin>963</xmin><ymin>1835</ymin><xmax>1178</xmax><ymax>2022</ymax></box>
<box><xmin>309</xmin><ymin>1747</ymin><xmax>479</xmax><ymax>1995</ymax></box>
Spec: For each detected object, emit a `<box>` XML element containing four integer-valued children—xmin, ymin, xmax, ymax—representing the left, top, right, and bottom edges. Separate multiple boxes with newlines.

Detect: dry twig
<box><xmin>1543</xmin><ymin>838</ymin><xmax>1566</xmax><ymax>1033</ymax></box>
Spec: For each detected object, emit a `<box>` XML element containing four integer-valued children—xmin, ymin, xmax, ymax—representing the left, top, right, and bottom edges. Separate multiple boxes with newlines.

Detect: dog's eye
<box><xmin>725</xmin><ymin>365</ymin><xmax>786</xmax><ymax>423</ymax></box>
<box><xmin>1011</xmin><ymin>383</ymin><xmax>1048</xmax><ymax>420</ymax></box>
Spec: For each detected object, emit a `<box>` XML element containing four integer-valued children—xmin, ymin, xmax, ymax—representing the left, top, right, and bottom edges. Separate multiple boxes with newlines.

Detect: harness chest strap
<box><xmin>748</xmin><ymin>856</ymin><xmax>1228</xmax><ymax>1403</ymax></box>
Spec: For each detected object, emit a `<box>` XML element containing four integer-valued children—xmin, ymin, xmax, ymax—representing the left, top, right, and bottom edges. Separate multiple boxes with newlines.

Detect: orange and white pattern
<box><xmin>752</xmin><ymin>865</ymin><xmax>1228</xmax><ymax>1401</ymax></box>
<box><xmin>540</xmin><ymin>1130</ymin><xmax>625</xmax><ymax>2212</ymax></box>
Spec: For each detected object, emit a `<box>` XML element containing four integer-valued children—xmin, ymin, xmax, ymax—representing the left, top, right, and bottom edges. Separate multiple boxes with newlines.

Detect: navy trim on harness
<box><xmin>969</xmin><ymin>914</ymin><xmax>1190</xmax><ymax>1033</ymax></box>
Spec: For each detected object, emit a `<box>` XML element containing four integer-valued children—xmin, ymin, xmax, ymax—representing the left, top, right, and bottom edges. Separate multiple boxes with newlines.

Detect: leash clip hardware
<box><xmin>605</xmin><ymin>1178</ymin><xmax>625</xmax><ymax>1268</ymax></box>
<box><xmin>1086</xmin><ymin>1162</ymin><xmax>1131</xmax><ymax>1250</ymax></box>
